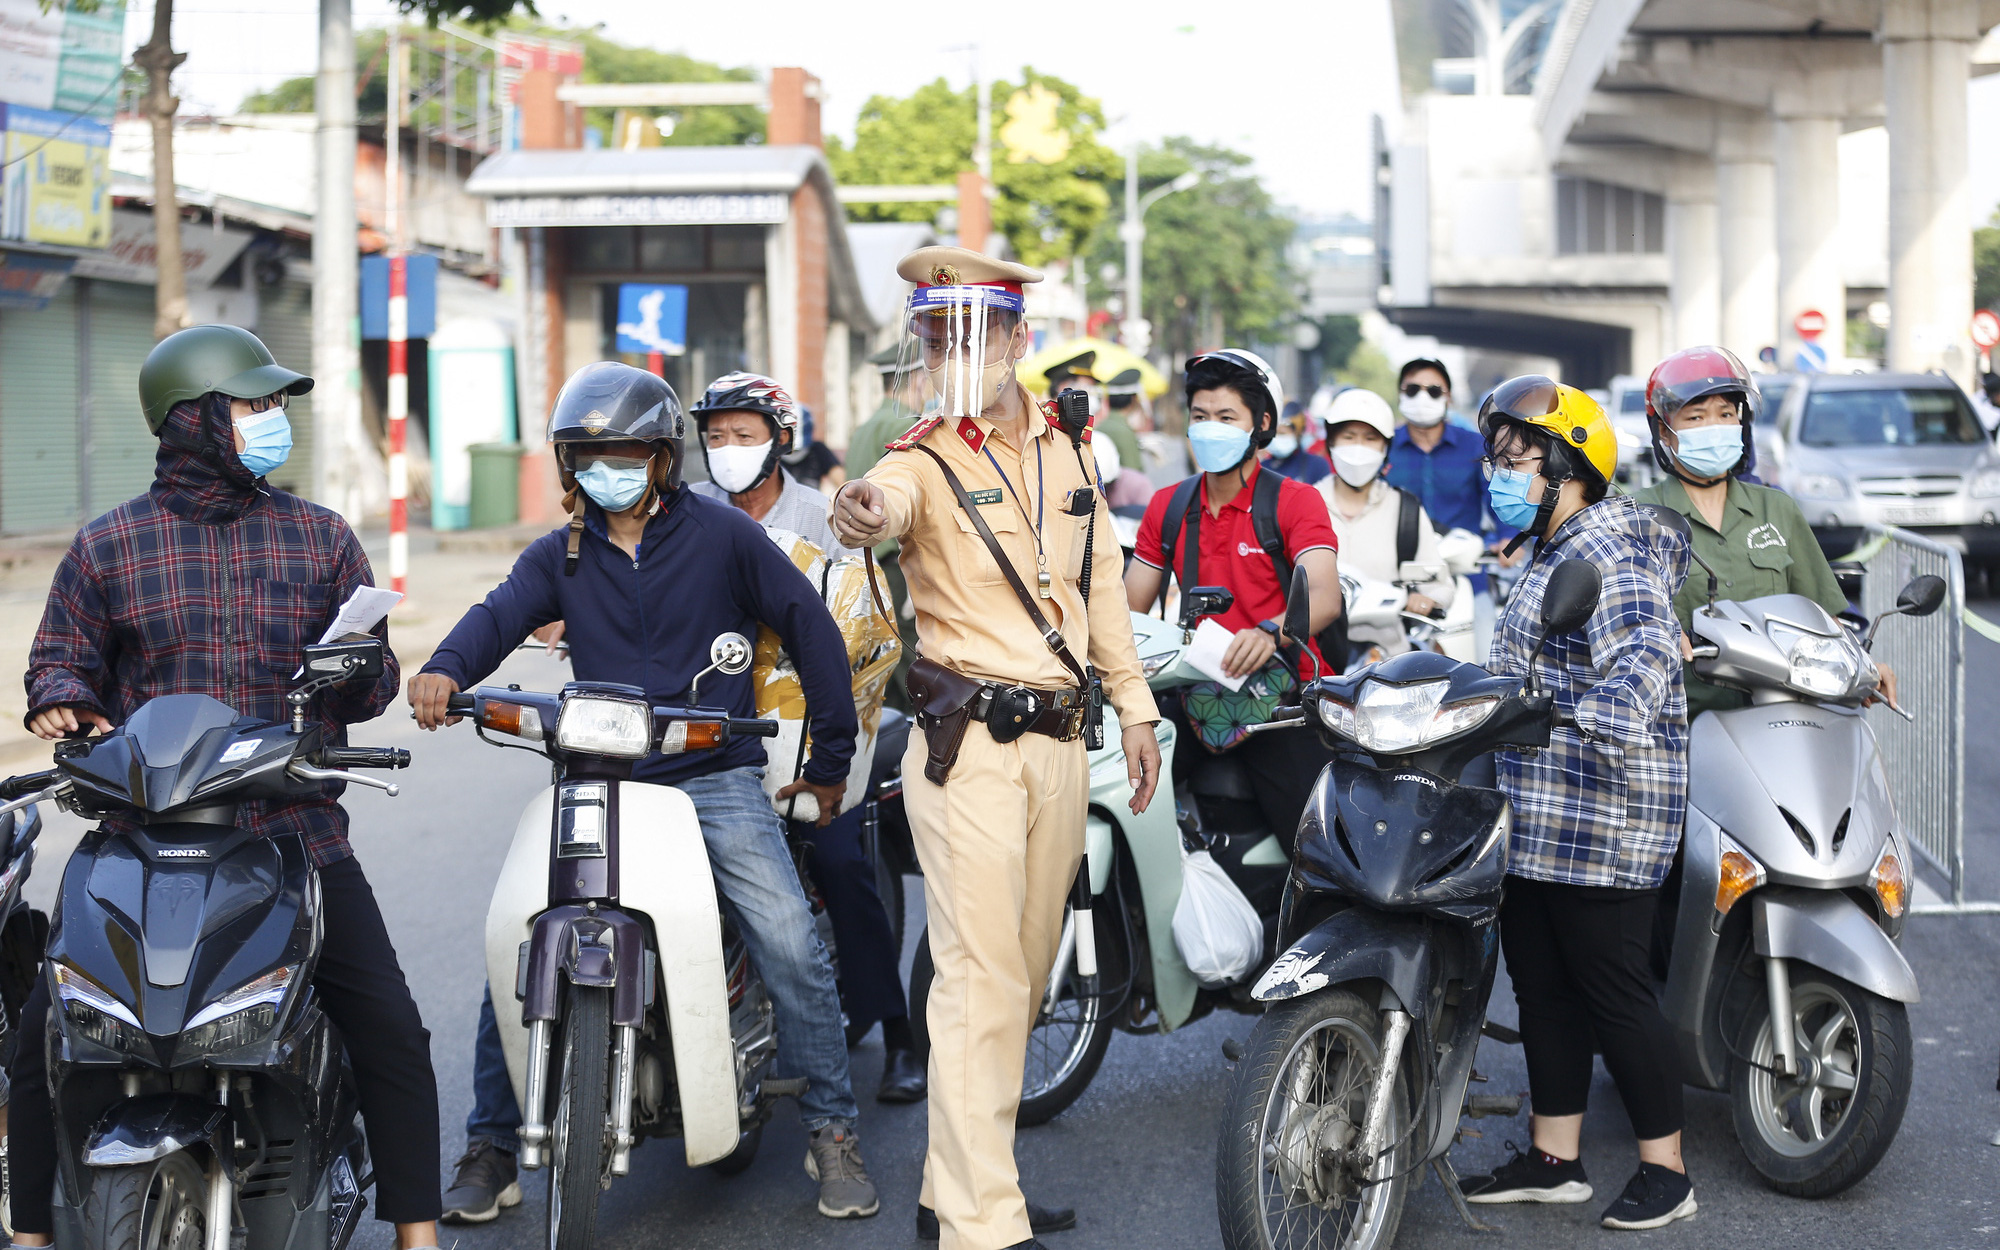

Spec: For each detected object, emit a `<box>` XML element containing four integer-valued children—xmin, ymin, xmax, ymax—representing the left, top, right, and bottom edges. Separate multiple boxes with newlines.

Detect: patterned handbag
<box><xmin>1182</xmin><ymin>659</ymin><xmax>1298</xmax><ymax>754</ymax></box>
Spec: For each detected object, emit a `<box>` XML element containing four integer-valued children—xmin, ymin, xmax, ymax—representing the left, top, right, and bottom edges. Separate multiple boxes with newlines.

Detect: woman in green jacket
<box><xmin>1630</xmin><ymin>346</ymin><xmax>1895</xmax><ymax>717</ymax></box>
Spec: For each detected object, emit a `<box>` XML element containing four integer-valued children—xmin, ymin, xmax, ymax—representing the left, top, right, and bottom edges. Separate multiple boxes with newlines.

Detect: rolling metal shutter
<box><xmin>256</xmin><ymin>274</ymin><xmax>317</xmax><ymax>499</ymax></box>
<box><xmin>0</xmin><ymin>286</ymin><xmax>80</xmax><ymax>535</ymax></box>
<box><xmin>84</xmin><ymin>281</ymin><xmax>160</xmax><ymax>515</ymax></box>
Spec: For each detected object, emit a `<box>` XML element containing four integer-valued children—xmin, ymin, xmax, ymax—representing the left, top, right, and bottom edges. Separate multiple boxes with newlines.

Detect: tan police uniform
<box><xmin>858</xmin><ymin>248</ymin><xmax>1158</xmax><ymax>1250</ymax></box>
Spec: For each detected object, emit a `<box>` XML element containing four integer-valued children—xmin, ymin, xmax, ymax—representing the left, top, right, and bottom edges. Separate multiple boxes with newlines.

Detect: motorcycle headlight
<box><xmin>1317</xmin><ymin>680</ymin><xmax>1497</xmax><ymax>753</ymax></box>
<box><xmin>52</xmin><ymin>961</ymin><xmax>142</xmax><ymax>1051</ymax></box>
<box><xmin>556</xmin><ymin>696</ymin><xmax>653</xmax><ymax>759</ymax></box>
<box><xmin>1868</xmin><ymin>839</ymin><xmax>1907</xmax><ymax>921</ymax></box>
<box><xmin>1791</xmin><ymin>473</ymin><xmax>1850</xmax><ymax>500</ymax></box>
<box><xmin>183</xmin><ymin>964</ymin><xmax>297</xmax><ymax>1055</ymax></box>
<box><xmin>1714</xmin><ymin>831</ymin><xmax>1766</xmax><ymax>922</ymax></box>
<box><xmin>1139</xmin><ymin>651</ymin><xmax>1178</xmax><ymax>679</ymax></box>
<box><xmin>1766</xmin><ymin>624</ymin><xmax>1859</xmax><ymax>699</ymax></box>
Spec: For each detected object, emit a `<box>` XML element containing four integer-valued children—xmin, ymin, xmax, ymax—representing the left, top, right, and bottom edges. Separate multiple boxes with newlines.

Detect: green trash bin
<box><xmin>467</xmin><ymin>442</ymin><xmax>523</xmax><ymax>529</ymax></box>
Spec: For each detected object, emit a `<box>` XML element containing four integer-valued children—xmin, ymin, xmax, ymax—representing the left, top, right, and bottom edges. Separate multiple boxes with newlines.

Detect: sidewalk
<box><xmin>0</xmin><ymin>520</ymin><xmax>552</xmax><ymax>773</ymax></box>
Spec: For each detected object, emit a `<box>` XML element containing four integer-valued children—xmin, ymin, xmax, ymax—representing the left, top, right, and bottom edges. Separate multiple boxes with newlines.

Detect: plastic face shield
<box><xmin>896</xmin><ymin>284</ymin><xmax>1026</xmax><ymax>420</ymax></box>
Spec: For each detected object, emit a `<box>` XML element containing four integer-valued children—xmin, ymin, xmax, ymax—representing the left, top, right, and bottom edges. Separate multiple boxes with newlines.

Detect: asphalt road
<box><xmin>16</xmin><ymin>612</ymin><xmax>2000</xmax><ymax>1250</ymax></box>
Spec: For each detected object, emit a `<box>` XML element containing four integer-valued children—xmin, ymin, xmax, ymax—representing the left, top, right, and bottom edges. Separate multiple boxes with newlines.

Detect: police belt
<box><xmin>906</xmin><ymin>657</ymin><xmax>1086</xmax><ymax>784</ymax></box>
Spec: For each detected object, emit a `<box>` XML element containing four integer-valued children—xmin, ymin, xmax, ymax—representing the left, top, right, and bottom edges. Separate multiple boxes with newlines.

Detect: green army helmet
<box><xmin>138</xmin><ymin>324</ymin><xmax>314</xmax><ymax>435</ymax></box>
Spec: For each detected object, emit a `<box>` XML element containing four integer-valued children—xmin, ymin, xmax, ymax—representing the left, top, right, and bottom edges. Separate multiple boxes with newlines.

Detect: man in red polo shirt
<box><xmin>1124</xmin><ymin>348</ymin><xmax>1343</xmax><ymax>849</ymax></box>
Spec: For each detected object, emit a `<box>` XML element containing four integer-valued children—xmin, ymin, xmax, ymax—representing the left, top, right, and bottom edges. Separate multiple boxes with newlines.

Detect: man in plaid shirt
<box><xmin>14</xmin><ymin>325</ymin><xmax>444</xmax><ymax>1250</ymax></box>
<box><xmin>1458</xmin><ymin>378</ymin><xmax>1699</xmax><ymax>1234</ymax></box>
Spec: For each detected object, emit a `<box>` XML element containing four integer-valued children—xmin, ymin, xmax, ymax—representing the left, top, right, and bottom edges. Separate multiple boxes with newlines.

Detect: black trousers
<box><xmin>10</xmin><ymin>854</ymin><xmax>442</xmax><ymax>1232</ymax></box>
<box><xmin>1499</xmin><ymin>874</ymin><xmax>1685</xmax><ymax>1142</ymax></box>
<box><xmin>792</xmin><ymin>805</ymin><xmax>908</xmax><ymax>1034</ymax></box>
<box><xmin>1165</xmin><ymin>695</ymin><xmax>1332</xmax><ymax>857</ymax></box>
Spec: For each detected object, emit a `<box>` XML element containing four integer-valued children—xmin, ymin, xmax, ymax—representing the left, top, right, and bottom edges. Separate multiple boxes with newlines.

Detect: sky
<box><xmin>128</xmin><ymin>0</ymin><xmax>2000</xmax><ymax>227</ymax></box>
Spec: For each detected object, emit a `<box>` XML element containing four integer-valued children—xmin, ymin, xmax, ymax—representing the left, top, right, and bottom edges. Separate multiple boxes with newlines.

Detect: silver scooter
<box><xmin>1652</xmin><ymin>506</ymin><xmax>1945</xmax><ymax>1197</ymax></box>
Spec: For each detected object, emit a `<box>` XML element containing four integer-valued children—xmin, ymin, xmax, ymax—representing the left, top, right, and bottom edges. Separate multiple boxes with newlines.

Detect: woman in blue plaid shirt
<box><xmin>1456</xmin><ymin>378</ymin><xmax>1697</xmax><ymax>1233</ymax></box>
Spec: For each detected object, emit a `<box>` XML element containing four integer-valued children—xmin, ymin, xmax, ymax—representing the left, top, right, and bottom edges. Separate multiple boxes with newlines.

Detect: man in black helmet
<box><xmin>409</xmin><ymin>361</ymin><xmax>881</xmax><ymax>1223</ymax></box>
<box><xmin>19</xmin><ymin>324</ymin><xmax>443</xmax><ymax>1250</ymax></box>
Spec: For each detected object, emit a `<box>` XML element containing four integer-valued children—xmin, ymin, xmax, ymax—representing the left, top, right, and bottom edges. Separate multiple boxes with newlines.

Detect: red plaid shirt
<box><xmin>24</xmin><ymin>398</ymin><xmax>399</xmax><ymax>866</ymax></box>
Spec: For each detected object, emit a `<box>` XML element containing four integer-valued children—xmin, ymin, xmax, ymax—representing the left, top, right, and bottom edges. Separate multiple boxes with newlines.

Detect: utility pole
<box><xmin>385</xmin><ymin>26</ymin><xmax>408</xmax><ymax>594</ymax></box>
<box><xmin>313</xmin><ymin>0</ymin><xmax>360</xmax><ymax>519</ymax></box>
<box><xmin>1122</xmin><ymin>144</ymin><xmax>1144</xmax><ymax>355</ymax></box>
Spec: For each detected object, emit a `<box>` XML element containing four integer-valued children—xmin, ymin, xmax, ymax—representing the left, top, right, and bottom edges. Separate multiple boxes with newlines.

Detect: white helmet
<box><xmin>1185</xmin><ymin>348</ymin><xmax>1288</xmax><ymax>444</ymax></box>
<box><xmin>1324</xmin><ymin>387</ymin><xmax>1396</xmax><ymax>442</ymax></box>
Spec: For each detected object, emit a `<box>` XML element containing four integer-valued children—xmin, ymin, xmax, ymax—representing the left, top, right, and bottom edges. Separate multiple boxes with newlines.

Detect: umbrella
<box><xmin>1018</xmin><ymin>337</ymin><xmax>1169</xmax><ymax>398</ymax></box>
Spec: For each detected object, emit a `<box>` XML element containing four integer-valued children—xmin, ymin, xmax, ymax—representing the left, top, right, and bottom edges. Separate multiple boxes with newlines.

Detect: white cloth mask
<box><xmin>1399</xmin><ymin>391</ymin><xmax>1448</xmax><ymax>427</ymax></box>
<box><xmin>708</xmin><ymin>440</ymin><xmax>775</xmax><ymax>494</ymax></box>
<box><xmin>1331</xmin><ymin>445</ymin><xmax>1387</xmax><ymax>488</ymax></box>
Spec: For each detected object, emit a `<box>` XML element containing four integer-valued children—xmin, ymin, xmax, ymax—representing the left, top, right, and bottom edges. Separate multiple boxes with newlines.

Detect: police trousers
<box><xmin>904</xmin><ymin>722</ymin><xmax>1088</xmax><ymax>1250</ymax></box>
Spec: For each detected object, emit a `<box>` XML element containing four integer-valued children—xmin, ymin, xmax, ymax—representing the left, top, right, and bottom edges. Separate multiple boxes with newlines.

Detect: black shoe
<box><xmin>1002</xmin><ymin>1243</ymin><xmax>1049</xmax><ymax>1250</ymax></box>
<box><xmin>440</xmin><ymin>1138</ymin><xmax>522</xmax><ymax>1224</ymax></box>
<box><xmin>917</xmin><ymin>1200</ymin><xmax>1077</xmax><ymax>1240</ymax></box>
<box><xmin>1600</xmin><ymin>1163</ymin><xmax>1696</xmax><ymax>1230</ymax></box>
<box><xmin>1459</xmin><ymin>1142</ymin><xmax>1593</xmax><ymax>1205</ymax></box>
<box><xmin>878</xmin><ymin>1047</ymin><xmax>928</xmax><ymax>1103</ymax></box>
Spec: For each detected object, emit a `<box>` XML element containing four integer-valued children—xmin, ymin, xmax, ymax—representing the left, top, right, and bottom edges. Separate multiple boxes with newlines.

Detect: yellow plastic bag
<box><xmin>750</xmin><ymin>528</ymin><xmax>901</xmax><ymax>822</ymax></box>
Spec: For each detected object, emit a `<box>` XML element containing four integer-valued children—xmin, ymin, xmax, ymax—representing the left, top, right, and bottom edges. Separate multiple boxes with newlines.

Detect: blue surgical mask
<box><xmin>1671</xmin><ymin>425</ymin><xmax>1743</xmax><ymax>478</ymax></box>
<box><xmin>1487</xmin><ymin>468</ymin><xmax>1543</xmax><ymax>530</ymax></box>
<box><xmin>234</xmin><ymin>410</ymin><xmax>292</xmax><ymax>477</ymax></box>
<box><xmin>1268</xmin><ymin>432</ymin><xmax>1299</xmax><ymax>460</ymax></box>
<box><xmin>1188</xmin><ymin>422</ymin><xmax>1253</xmax><ymax>474</ymax></box>
<box><xmin>577</xmin><ymin>462</ymin><xmax>650</xmax><ymax>512</ymax></box>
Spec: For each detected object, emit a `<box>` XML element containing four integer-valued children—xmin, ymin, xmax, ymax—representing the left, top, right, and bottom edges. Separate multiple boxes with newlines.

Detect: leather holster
<box><xmin>906</xmin><ymin>656</ymin><xmax>984</xmax><ymax>785</ymax></box>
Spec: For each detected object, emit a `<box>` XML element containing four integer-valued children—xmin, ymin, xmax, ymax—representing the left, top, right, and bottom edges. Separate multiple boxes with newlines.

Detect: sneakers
<box><xmin>439</xmin><ymin>1138</ymin><xmax>522</xmax><ymax>1224</ymax></box>
<box><xmin>1600</xmin><ymin>1163</ymin><xmax>1697</xmax><ymax>1230</ymax></box>
<box><xmin>1459</xmin><ymin>1142</ymin><xmax>1593</xmax><ymax>1205</ymax></box>
<box><xmin>804</xmin><ymin>1124</ymin><xmax>881</xmax><ymax>1218</ymax></box>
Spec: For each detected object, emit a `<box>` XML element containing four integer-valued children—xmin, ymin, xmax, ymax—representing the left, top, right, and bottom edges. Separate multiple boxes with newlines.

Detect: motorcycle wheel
<box><xmin>1215</xmin><ymin>989</ymin><xmax>1408</xmax><ymax>1250</ymax></box>
<box><xmin>907</xmin><ymin>908</ymin><xmax>1122</xmax><ymax>1128</ymax></box>
<box><xmin>547</xmin><ymin>985</ymin><xmax>614</xmax><ymax>1250</ymax></box>
<box><xmin>705</xmin><ymin>1124</ymin><xmax>763</xmax><ymax>1177</ymax></box>
<box><xmin>1730</xmin><ymin>969</ymin><xmax>1911</xmax><ymax>1197</ymax></box>
<box><xmin>82</xmin><ymin>1152</ymin><xmax>207</xmax><ymax>1250</ymax></box>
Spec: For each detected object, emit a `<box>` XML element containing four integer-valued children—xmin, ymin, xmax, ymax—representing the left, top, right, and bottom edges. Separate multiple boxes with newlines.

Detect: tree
<box><xmin>1976</xmin><ymin>218</ymin><xmax>2000</xmax><ymax>312</ymax></box>
<box><xmin>132</xmin><ymin>0</ymin><xmax>188</xmax><ymax>339</ymax></box>
<box><xmin>1087</xmin><ymin>139</ymin><xmax>1299</xmax><ymax>367</ymax></box>
<box><xmin>826</xmin><ymin>69</ymin><xmax>1118</xmax><ymax>268</ymax></box>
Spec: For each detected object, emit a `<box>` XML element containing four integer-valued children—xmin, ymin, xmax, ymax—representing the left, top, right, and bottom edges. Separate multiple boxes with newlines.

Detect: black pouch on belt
<box><xmin>906</xmin><ymin>656</ymin><xmax>984</xmax><ymax>785</ymax></box>
<box><xmin>984</xmin><ymin>685</ymin><xmax>1044</xmax><ymax>746</ymax></box>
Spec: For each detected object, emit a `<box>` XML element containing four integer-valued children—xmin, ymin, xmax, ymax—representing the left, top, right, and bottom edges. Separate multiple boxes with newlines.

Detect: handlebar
<box><xmin>317</xmin><ymin>746</ymin><xmax>411</xmax><ymax>770</ymax></box>
<box><xmin>446</xmin><ymin>693</ymin><xmax>475</xmax><ymax>713</ymax></box>
<box><xmin>731</xmin><ymin>718</ymin><xmax>780</xmax><ymax>739</ymax></box>
<box><xmin>0</xmin><ymin>769</ymin><xmax>59</xmax><ymax>802</ymax></box>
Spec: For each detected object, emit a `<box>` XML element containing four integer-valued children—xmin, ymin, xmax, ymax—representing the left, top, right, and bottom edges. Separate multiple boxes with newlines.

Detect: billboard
<box><xmin>0</xmin><ymin>103</ymin><xmax>110</xmax><ymax>247</ymax></box>
<box><xmin>0</xmin><ymin>0</ymin><xmax>125</xmax><ymax>122</ymax></box>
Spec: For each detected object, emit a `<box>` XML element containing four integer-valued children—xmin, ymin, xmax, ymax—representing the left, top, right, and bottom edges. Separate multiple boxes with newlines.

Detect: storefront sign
<box><xmin>70</xmin><ymin>209</ymin><xmax>252</xmax><ymax>286</ymax></box>
<box><xmin>486</xmin><ymin>193</ymin><xmax>787</xmax><ymax>229</ymax></box>
<box><xmin>0</xmin><ymin>245</ymin><xmax>73</xmax><ymax>308</ymax></box>
<box><xmin>0</xmin><ymin>103</ymin><xmax>111</xmax><ymax>247</ymax></box>
<box><xmin>0</xmin><ymin>0</ymin><xmax>126</xmax><ymax>122</ymax></box>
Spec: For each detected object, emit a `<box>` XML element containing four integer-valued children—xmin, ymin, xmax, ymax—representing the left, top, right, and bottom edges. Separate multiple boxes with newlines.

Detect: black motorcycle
<box><xmin>1214</xmin><ymin>560</ymin><xmax>1601</xmax><ymax>1250</ymax></box>
<box><xmin>0</xmin><ymin>638</ymin><xmax>408</xmax><ymax>1250</ymax></box>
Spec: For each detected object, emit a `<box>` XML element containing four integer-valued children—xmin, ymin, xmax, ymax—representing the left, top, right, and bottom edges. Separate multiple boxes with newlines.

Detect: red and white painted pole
<box><xmin>385</xmin><ymin>28</ymin><xmax>407</xmax><ymax>594</ymax></box>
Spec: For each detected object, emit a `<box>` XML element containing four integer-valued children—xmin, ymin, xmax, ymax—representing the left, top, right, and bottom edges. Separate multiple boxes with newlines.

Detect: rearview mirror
<box><xmin>1829</xmin><ymin>561</ymin><xmax>1866</xmax><ymax>604</ymax></box>
<box><xmin>1895</xmin><ymin>574</ymin><xmax>1947</xmax><ymax>618</ymax></box>
<box><xmin>710</xmin><ymin>632</ymin><xmax>753</xmax><ymax>676</ymax></box>
<box><xmin>300</xmin><ymin>638</ymin><xmax>384</xmax><ymax>683</ymax></box>
<box><xmin>1283</xmin><ymin>565</ymin><xmax>1312</xmax><ymax>649</ymax></box>
<box><xmin>1635</xmin><ymin>502</ymin><xmax>1692</xmax><ymax>542</ymax></box>
<box><xmin>1539</xmin><ymin>558</ymin><xmax>1602</xmax><ymax>638</ymax></box>
<box><xmin>1177</xmin><ymin>585</ymin><xmax>1236</xmax><ymax>633</ymax></box>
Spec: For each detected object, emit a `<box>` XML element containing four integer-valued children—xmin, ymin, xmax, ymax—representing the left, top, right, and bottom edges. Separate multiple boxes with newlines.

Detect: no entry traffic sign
<box><xmin>1972</xmin><ymin>309</ymin><xmax>2000</xmax><ymax>350</ymax></box>
<box><xmin>1794</xmin><ymin>309</ymin><xmax>1827</xmax><ymax>341</ymax></box>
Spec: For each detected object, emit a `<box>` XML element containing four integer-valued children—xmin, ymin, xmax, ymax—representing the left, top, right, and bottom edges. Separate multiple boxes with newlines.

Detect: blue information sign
<box><xmin>615</xmin><ymin>283</ymin><xmax>689</xmax><ymax>356</ymax></box>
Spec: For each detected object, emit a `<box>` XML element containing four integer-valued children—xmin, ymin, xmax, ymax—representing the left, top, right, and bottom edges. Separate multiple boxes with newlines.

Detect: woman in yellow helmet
<box><xmin>1456</xmin><ymin>376</ymin><xmax>1701</xmax><ymax>1232</ymax></box>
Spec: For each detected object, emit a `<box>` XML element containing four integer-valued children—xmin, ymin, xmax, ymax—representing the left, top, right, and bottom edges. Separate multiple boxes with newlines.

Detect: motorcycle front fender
<box><xmin>1252</xmin><ymin>907</ymin><xmax>1433</xmax><ymax>1019</ymax></box>
<box><xmin>1752</xmin><ymin>888</ymin><xmax>1919</xmax><ymax>1004</ymax></box>
<box><xmin>82</xmin><ymin>1093</ymin><xmax>230</xmax><ymax>1170</ymax></box>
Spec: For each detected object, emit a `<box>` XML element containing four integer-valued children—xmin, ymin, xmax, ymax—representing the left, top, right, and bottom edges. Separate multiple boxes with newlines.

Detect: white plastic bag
<box><xmin>1171</xmin><ymin>844</ymin><xmax>1265</xmax><ymax>988</ymax></box>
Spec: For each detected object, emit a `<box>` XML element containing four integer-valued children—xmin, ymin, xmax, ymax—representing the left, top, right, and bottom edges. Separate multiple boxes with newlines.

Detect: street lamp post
<box><xmin>1119</xmin><ymin>146</ymin><xmax>1199</xmax><ymax>359</ymax></box>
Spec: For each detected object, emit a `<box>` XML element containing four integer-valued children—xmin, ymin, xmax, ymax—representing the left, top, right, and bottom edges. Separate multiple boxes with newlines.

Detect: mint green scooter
<box><xmin>910</xmin><ymin>602</ymin><xmax>1297</xmax><ymax>1125</ymax></box>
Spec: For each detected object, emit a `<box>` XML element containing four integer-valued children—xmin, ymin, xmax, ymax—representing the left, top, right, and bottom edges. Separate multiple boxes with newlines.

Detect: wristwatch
<box><xmin>1257</xmin><ymin>619</ymin><xmax>1283</xmax><ymax>641</ymax></box>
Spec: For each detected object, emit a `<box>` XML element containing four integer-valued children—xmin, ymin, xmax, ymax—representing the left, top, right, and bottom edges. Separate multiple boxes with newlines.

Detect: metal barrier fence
<box><xmin>1851</xmin><ymin>526</ymin><xmax>1968</xmax><ymax>905</ymax></box>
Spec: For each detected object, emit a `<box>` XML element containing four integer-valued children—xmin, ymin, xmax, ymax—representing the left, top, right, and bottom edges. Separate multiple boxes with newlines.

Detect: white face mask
<box><xmin>1330</xmin><ymin>444</ymin><xmax>1386</xmax><ymax>488</ymax></box>
<box><xmin>1399</xmin><ymin>391</ymin><xmax>1448</xmax><ymax>427</ymax></box>
<box><xmin>1093</xmin><ymin>436</ymin><xmax>1122</xmax><ymax>480</ymax></box>
<box><xmin>1268</xmin><ymin>432</ymin><xmax>1300</xmax><ymax>459</ymax></box>
<box><xmin>708</xmin><ymin>440</ymin><xmax>774</xmax><ymax>494</ymax></box>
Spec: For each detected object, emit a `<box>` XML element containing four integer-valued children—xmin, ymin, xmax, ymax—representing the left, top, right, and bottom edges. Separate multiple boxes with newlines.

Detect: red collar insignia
<box><xmin>884</xmin><ymin>414</ymin><xmax>943</xmax><ymax>452</ymax></box>
<box><xmin>956</xmin><ymin>416</ymin><xmax>986</xmax><ymax>454</ymax></box>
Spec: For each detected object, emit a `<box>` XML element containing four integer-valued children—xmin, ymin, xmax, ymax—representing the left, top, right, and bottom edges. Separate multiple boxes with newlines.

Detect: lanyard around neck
<box><xmin>981</xmin><ymin>436</ymin><xmax>1050</xmax><ymax>595</ymax></box>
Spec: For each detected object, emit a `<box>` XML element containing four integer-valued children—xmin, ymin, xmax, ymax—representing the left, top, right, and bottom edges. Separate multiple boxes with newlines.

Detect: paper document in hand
<box><xmin>1184</xmin><ymin>618</ymin><xmax>1248</xmax><ymax>691</ymax></box>
<box><xmin>318</xmin><ymin>586</ymin><xmax>404</xmax><ymax>644</ymax></box>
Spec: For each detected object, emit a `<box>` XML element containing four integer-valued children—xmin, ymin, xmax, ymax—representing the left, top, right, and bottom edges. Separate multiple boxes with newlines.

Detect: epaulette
<box><xmin>885</xmin><ymin>414</ymin><xmax>944</xmax><ymax>452</ymax></box>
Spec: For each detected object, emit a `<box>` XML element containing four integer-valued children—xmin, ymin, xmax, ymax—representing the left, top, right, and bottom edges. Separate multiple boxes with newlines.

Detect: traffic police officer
<box><xmin>831</xmin><ymin>247</ymin><xmax>1162</xmax><ymax>1250</ymax></box>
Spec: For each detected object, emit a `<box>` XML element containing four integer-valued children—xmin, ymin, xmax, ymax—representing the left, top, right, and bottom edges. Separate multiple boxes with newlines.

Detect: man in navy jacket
<box><xmin>411</xmin><ymin>363</ymin><xmax>878</xmax><ymax>1222</ymax></box>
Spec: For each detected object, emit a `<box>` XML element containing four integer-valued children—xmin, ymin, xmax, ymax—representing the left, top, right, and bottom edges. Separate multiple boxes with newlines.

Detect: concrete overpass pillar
<box><xmin>1774</xmin><ymin>113</ymin><xmax>1846</xmax><ymax>369</ymax></box>
<box><xmin>1882</xmin><ymin>0</ymin><xmax>1978</xmax><ymax>386</ymax></box>
<box><xmin>1668</xmin><ymin>190</ymin><xmax>1720</xmax><ymax>352</ymax></box>
<box><xmin>1715</xmin><ymin>116</ymin><xmax>1778</xmax><ymax>365</ymax></box>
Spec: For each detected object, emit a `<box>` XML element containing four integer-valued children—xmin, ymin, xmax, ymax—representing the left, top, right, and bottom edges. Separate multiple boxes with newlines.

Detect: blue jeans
<box><xmin>466</xmin><ymin>765</ymin><xmax>860</xmax><ymax>1145</ymax></box>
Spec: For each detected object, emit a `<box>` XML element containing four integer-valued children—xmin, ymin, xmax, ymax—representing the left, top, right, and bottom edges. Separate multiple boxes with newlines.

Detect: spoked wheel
<box><xmin>1216</xmin><ymin>989</ymin><xmax>1408</xmax><ymax>1250</ymax></box>
<box><xmin>547</xmin><ymin>985</ymin><xmax>614</xmax><ymax>1250</ymax></box>
<box><xmin>81</xmin><ymin>1152</ymin><xmax>208</xmax><ymax>1250</ymax></box>
<box><xmin>1730</xmin><ymin>969</ymin><xmax>1910</xmax><ymax>1197</ymax></box>
<box><xmin>907</xmin><ymin>906</ymin><xmax>1123</xmax><ymax>1127</ymax></box>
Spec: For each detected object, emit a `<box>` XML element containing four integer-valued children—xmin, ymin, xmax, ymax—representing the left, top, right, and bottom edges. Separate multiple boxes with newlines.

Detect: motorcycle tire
<box><xmin>81</xmin><ymin>1152</ymin><xmax>207</xmax><ymax>1250</ymax></box>
<box><xmin>1729</xmin><ymin>968</ymin><xmax>1911</xmax><ymax>1198</ymax></box>
<box><xmin>706</xmin><ymin>1124</ymin><xmax>763</xmax><ymax>1177</ymax></box>
<box><xmin>547</xmin><ymin>985</ymin><xmax>614</xmax><ymax>1250</ymax></box>
<box><xmin>1215</xmin><ymin>988</ymin><xmax>1408</xmax><ymax>1250</ymax></box>
<box><xmin>906</xmin><ymin>909</ymin><xmax>1121</xmax><ymax>1128</ymax></box>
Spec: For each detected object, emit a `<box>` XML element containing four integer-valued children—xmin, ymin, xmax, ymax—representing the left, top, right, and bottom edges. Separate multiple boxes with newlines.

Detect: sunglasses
<box><xmin>1401</xmin><ymin>383</ymin><xmax>1445</xmax><ymax>400</ymax></box>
